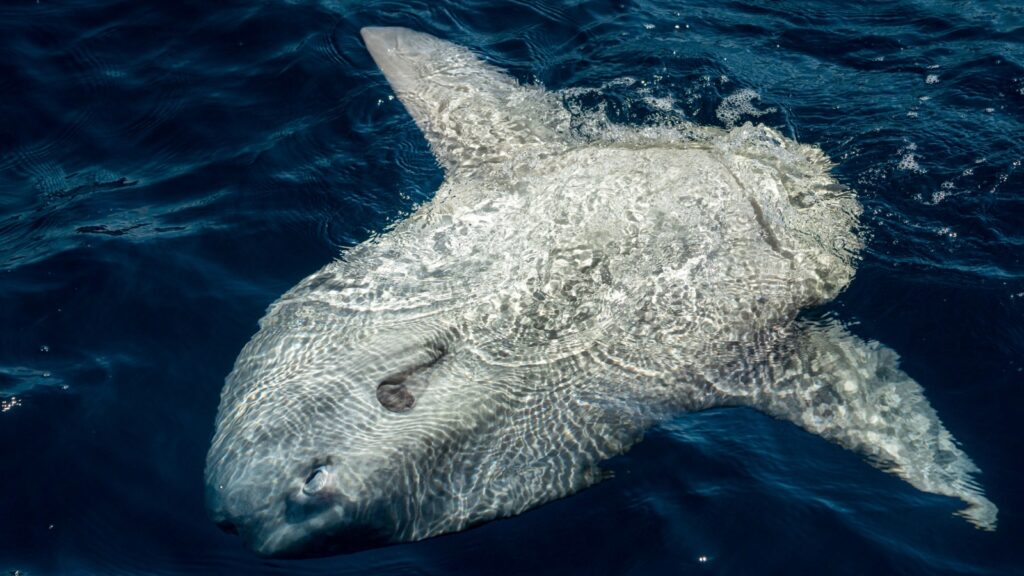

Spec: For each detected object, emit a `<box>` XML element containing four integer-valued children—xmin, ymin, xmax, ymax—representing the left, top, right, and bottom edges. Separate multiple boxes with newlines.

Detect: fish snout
<box><xmin>208</xmin><ymin>459</ymin><xmax>392</xmax><ymax>556</ymax></box>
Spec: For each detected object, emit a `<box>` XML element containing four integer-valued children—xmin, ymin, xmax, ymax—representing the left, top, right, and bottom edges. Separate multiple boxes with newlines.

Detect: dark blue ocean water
<box><xmin>1</xmin><ymin>1</ymin><xmax>1022</xmax><ymax>574</ymax></box>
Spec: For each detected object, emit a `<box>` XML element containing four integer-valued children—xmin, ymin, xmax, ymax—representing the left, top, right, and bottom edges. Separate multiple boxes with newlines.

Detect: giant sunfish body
<box><xmin>205</xmin><ymin>27</ymin><xmax>996</xmax><ymax>557</ymax></box>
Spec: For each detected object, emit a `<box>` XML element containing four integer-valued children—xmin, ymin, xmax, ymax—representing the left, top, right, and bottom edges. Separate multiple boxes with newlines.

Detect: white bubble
<box><xmin>1</xmin><ymin>396</ymin><xmax>21</xmax><ymax>413</ymax></box>
<box><xmin>715</xmin><ymin>89</ymin><xmax>777</xmax><ymax>128</ymax></box>
<box><xmin>897</xmin><ymin>146</ymin><xmax>926</xmax><ymax>173</ymax></box>
<box><xmin>642</xmin><ymin>95</ymin><xmax>676</xmax><ymax>111</ymax></box>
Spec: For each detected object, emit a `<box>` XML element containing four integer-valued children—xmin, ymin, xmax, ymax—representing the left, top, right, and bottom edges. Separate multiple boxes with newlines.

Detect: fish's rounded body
<box><xmin>205</xmin><ymin>27</ymin><xmax>994</xmax><ymax>558</ymax></box>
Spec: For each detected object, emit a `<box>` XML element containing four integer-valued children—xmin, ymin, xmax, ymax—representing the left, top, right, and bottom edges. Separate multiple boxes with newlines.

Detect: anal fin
<box><xmin>740</xmin><ymin>320</ymin><xmax>997</xmax><ymax>529</ymax></box>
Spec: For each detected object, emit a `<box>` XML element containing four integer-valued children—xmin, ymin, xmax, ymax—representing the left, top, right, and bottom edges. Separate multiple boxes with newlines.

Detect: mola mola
<box><xmin>205</xmin><ymin>26</ymin><xmax>997</xmax><ymax>557</ymax></box>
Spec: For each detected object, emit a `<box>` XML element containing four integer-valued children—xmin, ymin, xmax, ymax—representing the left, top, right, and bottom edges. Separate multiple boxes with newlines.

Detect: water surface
<box><xmin>1</xmin><ymin>1</ymin><xmax>1022</xmax><ymax>574</ymax></box>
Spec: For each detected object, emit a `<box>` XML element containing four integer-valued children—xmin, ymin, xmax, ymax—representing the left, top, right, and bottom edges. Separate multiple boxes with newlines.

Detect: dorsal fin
<box><xmin>361</xmin><ymin>27</ymin><xmax>570</xmax><ymax>171</ymax></box>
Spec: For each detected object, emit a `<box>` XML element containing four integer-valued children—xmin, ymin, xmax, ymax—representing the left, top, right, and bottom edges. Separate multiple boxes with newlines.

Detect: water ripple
<box><xmin>1</xmin><ymin>1</ymin><xmax>1022</xmax><ymax>574</ymax></box>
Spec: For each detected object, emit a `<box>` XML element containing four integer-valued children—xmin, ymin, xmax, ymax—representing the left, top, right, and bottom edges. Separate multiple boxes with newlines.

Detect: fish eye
<box><xmin>377</xmin><ymin>381</ymin><xmax>415</xmax><ymax>412</ymax></box>
<box><xmin>303</xmin><ymin>466</ymin><xmax>328</xmax><ymax>495</ymax></box>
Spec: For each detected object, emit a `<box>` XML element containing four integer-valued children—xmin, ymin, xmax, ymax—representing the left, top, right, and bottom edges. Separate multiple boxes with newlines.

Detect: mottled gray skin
<box><xmin>205</xmin><ymin>27</ymin><xmax>996</xmax><ymax>557</ymax></box>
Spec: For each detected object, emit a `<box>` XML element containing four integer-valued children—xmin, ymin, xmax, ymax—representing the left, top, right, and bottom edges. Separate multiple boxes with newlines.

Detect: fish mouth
<box><xmin>210</xmin><ymin>492</ymin><xmax>394</xmax><ymax>557</ymax></box>
<box><xmin>242</xmin><ymin>520</ymin><xmax>394</xmax><ymax>558</ymax></box>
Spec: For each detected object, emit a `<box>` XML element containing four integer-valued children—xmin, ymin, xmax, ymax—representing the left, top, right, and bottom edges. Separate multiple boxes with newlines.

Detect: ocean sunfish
<box><xmin>205</xmin><ymin>27</ymin><xmax>996</xmax><ymax>557</ymax></box>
